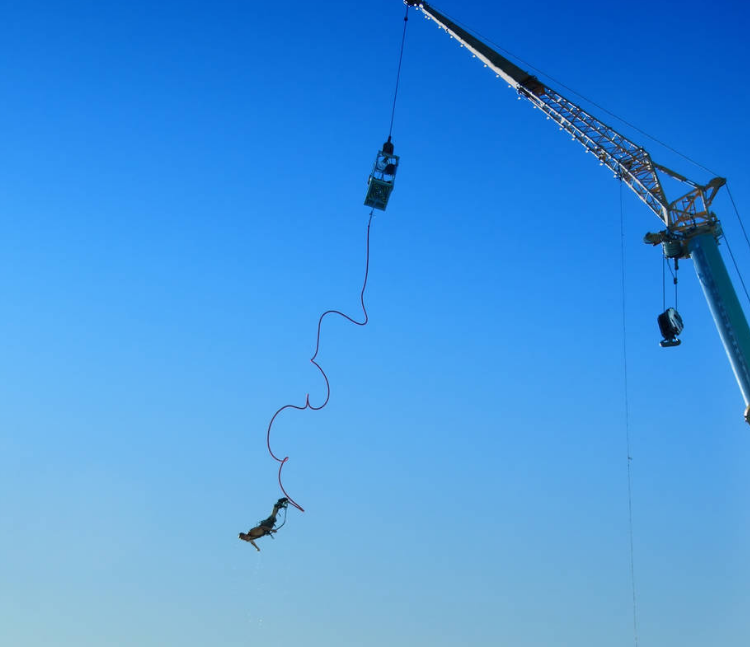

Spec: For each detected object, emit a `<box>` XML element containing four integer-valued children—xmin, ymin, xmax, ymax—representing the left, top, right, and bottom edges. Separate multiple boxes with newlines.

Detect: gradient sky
<box><xmin>2</xmin><ymin>1</ymin><xmax>749</xmax><ymax>646</ymax></box>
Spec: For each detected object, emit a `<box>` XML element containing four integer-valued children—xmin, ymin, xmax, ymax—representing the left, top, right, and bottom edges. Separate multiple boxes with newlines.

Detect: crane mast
<box><xmin>405</xmin><ymin>1</ymin><xmax>750</xmax><ymax>422</ymax></box>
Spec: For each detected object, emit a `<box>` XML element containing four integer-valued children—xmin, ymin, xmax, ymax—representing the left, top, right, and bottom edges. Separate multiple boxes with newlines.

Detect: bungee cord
<box><xmin>262</xmin><ymin>6</ymin><xmax>409</xmax><ymax>514</ymax></box>
<box><xmin>265</xmin><ymin>211</ymin><xmax>375</xmax><ymax>512</ymax></box>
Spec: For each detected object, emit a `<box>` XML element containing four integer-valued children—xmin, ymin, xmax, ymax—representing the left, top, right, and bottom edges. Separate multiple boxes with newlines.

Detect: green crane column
<box><xmin>689</xmin><ymin>233</ymin><xmax>750</xmax><ymax>421</ymax></box>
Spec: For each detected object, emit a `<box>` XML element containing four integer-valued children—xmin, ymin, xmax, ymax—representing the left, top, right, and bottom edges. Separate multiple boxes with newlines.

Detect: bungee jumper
<box><xmin>239</xmin><ymin>497</ymin><xmax>289</xmax><ymax>551</ymax></box>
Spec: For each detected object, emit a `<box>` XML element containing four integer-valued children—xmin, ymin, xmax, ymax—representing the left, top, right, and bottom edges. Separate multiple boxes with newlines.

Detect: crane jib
<box><xmin>407</xmin><ymin>2</ymin><xmax>540</xmax><ymax>92</ymax></box>
<box><xmin>407</xmin><ymin>0</ymin><xmax>750</xmax><ymax>422</ymax></box>
<box><xmin>407</xmin><ymin>2</ymin><xmax>673</xmax><ymax>225</ymax></box>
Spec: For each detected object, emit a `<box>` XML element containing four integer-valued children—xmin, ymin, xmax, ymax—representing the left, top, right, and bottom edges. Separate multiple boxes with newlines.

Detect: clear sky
<box><xmin>1</xmin><ymin>1</ymin><xmax>749</xmax><ymax>646</ymax></box>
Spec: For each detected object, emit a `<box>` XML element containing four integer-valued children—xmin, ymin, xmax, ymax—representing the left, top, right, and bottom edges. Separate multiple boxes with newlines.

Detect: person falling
<box><xmin>238</xmin><ymin>497</ymin><xmax>289</xmax><ymax>551</ymax></box>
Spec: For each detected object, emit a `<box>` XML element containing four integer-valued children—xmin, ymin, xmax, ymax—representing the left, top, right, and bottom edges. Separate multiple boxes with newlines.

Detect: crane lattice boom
<box><xmin>406</xmin><ymin>1</ymin><xmax>724</xmax><ymax>237</ymax></box>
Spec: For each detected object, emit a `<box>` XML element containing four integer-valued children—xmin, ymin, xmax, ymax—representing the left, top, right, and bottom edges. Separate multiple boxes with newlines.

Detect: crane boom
<box><xmin>405</xmin><ymin>1</ymin><xmax>750</xmax><ymax>422</ymax></box>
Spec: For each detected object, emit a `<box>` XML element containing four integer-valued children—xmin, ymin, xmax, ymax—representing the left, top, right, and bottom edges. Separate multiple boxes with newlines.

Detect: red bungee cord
<box><xmin>265</xmin><ymin>211</ymin><xmax>375</xmax><ymax>512</ymax></box>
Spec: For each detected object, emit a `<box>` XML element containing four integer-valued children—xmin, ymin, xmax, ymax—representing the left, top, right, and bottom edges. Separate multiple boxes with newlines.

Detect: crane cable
<box><xmin>619</xmin><ymin>179</ymin><xmax>640</xmax><ymax>647</ymax></box>
<box><xmin>727</xmin><ymin>185</ymin><xmax>750</xmax><ymax>254</ymax></box>
<box><xmin>721</xmin><ymin>184</ymin><xmax>750</xmax><ymax>307</ymax></box>
<box><xmin>265</xmin><ymin>211</ymin><xmax>375</xmax><ymax>512</ymax></box>
<box><xmin>662</xmin><ymin>256</ymin><xmax>678</xmax><ymax>312</ymax></box>
<box><xmin>388</xmin><ymin>4</ymin><xmax>411</xmax><ymax>140</ymax></box>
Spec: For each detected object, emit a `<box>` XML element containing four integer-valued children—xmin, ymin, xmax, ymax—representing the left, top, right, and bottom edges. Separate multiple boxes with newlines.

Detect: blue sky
<box><xmin>1</xmin><ymin>1</ymin><xmax>749</xmax><ymax>645</ymax></box>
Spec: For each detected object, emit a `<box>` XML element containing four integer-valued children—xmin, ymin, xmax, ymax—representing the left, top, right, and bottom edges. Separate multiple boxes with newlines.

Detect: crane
<box><xmin>404</xmin><ymin>0</ymin><xmax>750</xmax><ymax>423</ymax></box>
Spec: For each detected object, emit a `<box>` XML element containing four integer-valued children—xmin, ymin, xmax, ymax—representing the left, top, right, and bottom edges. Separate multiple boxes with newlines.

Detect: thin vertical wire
<box><xmin>723</xmin><ymin>234</ymin><xmax>750</xmax><ymax>305</ymax></box>
<box><xmin>388</xmin><ymin>6</ymin><xmax>410</xmax><ymax>139</ymax></box>
<box><xmin>619</xmin><ymin>179</ymin><xmax>640</xmax><ymax>647</ymax></box>
<box><xmin>726</xmin><ymin>183</ymin><xmax>750</xmax><ymax>252</ymax></box>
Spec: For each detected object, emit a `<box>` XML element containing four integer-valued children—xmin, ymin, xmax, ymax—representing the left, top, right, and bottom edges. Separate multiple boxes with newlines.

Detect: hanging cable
<box><xmin>727</xmin><ymin>184</ymin><xmax>750</xmax><ymax>253</ymax></box>
<box><xmin>663</xmin><ymin>255</ymin><xmax>678</xmax><ymax>306</ymax></box>
<box><xmin>722</xmin><ymin>184</ymin><xmax>750</xmax><ymax>307</ymax></box>
<box><xmin>619</xmin><ymin>179</ymin><xmax>640</xmax><ymax>647</ymax></box>
<box><xmin>265</xmin><ymin>211</ymin><xmax>375</xmax><ymax>512</ymax></box>
<box><xmin>364</xmin><ymin>6</ymin><xmax>410</xmax><ymax>212</ymax></box>
<box><xmin>388</xmin><ymin>5</ymin><xmax>411</xmax><ymax>140</ymax></box>
<box><xmin>723</xmin><ymin>234</ymin><xmax>750</xmax><ymax>305</ymax></box>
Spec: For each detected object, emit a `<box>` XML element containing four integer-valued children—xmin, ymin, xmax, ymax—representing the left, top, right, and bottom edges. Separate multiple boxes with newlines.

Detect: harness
<box><xmin>256</xmin><ymin>498</ymin><xmax>289</xmax><ymax>536</ymax></box>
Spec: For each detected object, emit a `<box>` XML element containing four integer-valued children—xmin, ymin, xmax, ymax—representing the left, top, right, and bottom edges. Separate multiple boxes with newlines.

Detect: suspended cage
<box><xmin>364</xmin><ymin>141</ymin><xmax>400</xmax><ymax>211</ymax></box>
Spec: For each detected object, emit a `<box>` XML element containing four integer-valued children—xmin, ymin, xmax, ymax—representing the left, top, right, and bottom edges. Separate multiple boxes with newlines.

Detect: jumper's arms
<box><xmin>404</xmin><ymin>1</ymin><xmax>724</xmax><ymax>236</ymax></box>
